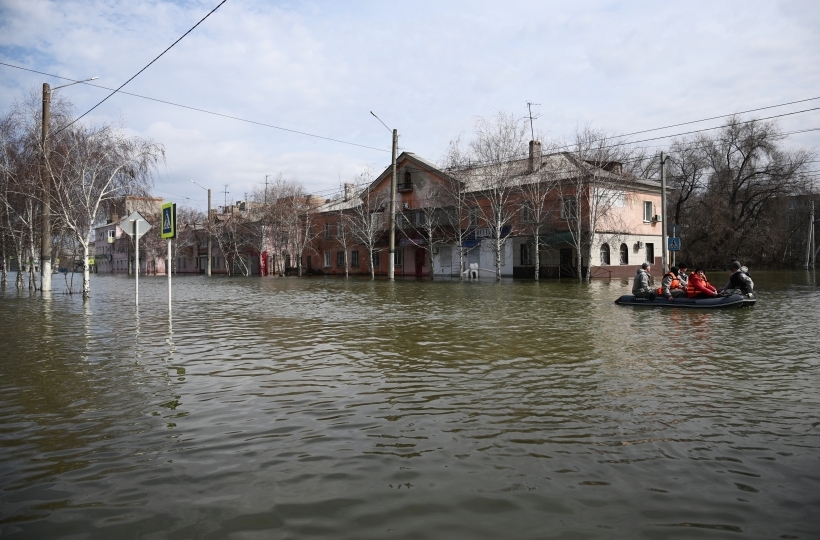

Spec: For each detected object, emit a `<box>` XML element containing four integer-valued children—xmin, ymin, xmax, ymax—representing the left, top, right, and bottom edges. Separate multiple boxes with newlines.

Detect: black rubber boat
<box><xmin>615</xmin><ymin>293</ymin><xmax>756</xmax><ymax>309</ymax></box>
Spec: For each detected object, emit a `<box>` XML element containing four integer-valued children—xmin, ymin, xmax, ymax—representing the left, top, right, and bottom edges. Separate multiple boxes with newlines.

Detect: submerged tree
<box><xmin>48</xmin><ymin>123</ymin><xmax>163</xmax><ymax>298</ymax></box>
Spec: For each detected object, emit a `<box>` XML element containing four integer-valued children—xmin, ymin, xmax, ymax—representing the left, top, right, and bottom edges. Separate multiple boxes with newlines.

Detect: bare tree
<box><xmin>348</xmin><ymin>169</ymin><xmax>387</xmax><ymax>279</ymax></box>
<box><xmin>439</xmin><ymin>139</ymin><xmax>477</xmax><ymax>279</ymax></box>
<box><xmin>517</xmin><ymin>139</ymin><xmax>561</xmax><ymax>280</ymax></box>
<box><xmin>448</xmin><ymin>112</ymin><xmax>529</xmax><ymax>280</ymax></box>
<box><xmin>556</xmin><ymin>126</ymin><xmax>641</xmax><ymax>282</ymax></box>
<box><xmin>48</xmin><ymin>123</ymin><xmax>163</xmax><ymax>298</ymax></box>
<box><xmin>682</xmin><ymin>116</ymin><xmax>813</xmax><ymax>266</ymax></box>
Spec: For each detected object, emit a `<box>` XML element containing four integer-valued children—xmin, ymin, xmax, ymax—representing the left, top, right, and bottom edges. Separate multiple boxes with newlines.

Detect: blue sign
<box><xmin>668</xmin><ymin>237</ymin><xmax>681</xmax><ymax>251</ymax></box>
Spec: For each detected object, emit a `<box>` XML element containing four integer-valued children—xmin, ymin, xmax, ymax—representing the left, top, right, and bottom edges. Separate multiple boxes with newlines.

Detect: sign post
<box><xmin>120</xmin><ymin>211</ymin><xmax>152</xmax><ymax>307</ymax></box>
<box><xmin>161</xmin><ymin>203</ymin><xmax>177</xmax><ymax>312</ymax></box>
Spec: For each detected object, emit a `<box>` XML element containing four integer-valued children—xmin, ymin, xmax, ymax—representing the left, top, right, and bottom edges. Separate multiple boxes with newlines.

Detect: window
<box><xmin>351</xmin><ymin>250</ymin><xmax>359</xmax><ymax>267</ymax></box>
<box><xmin>598</xmin><ymin>189</ymin><xmax>625</xmax><ymax>208</ymax></box>
<box><xmin>520</xmin><ymin>243</ymin><xmax>532</xmax><ymax>266</ymax></box>
<box><xmin>643</xmin><ymin>201</ymin><xmax>653</xmax><ymax>222</ymax></box>
<box><xmin>394</xmin><ymin>248</ymin><xmax>403</xmax><ymax>268</ymax></box>
<box><xmin>468</xmin><ymin>207</ymin><xmax>480</xmax><ymax>228</ymax></box>
<box><xmin>372</xmin><ymin>251</ymin><xmax>380</xmax><ymax>267</ymax></box>
<box><xmin>561</xmin><ymin>197</ymin><xmax>577</xmax><ymax>220</ymax></box>
<box><xmin>619</xmin><ymin>243</ymin><xmax>629</xmax><ymax>265</ymax></box>
<box><xmin>521</xmin><ymin>203</ymin><xmax>534</xmax><ymax>223</ymax></box>
<box><xmin>324</xmin><ymin>222</ymin><xmax>331</xmax><ymax>238</ymax></box>
<box><xmin>336</xmin><ymin>251</ymin><xmax>346</xmax><ymax>267</ymax></box>
<box><xmin>645</xmin><ymin>243</ymin><xmax>654</xmax><ymax>265</ymax></box>
<box><xmin>600</xmin><ymin>243</ymin><xmax>610</xmax><ymax>265</ymax></box>
<box><xmin>324</xmin><ymin>251</ymin><xmax>331</xmax><ymax>267</ymax></box>
<box><xmin>107</xmin><ymin>229</ymin><xmax>116</xmax><ymax>241</ymax></box>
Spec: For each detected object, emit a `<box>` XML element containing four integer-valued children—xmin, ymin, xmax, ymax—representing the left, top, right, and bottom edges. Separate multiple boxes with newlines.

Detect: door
<box><xmin>560</xmin><ymin>248</ymin><xmax>574</xmax><ymax>277</ymax></box>
<box><xmin>415</xmin><ymin>248</ymin><xmax>425</xmax><ymax>276</ymax></box>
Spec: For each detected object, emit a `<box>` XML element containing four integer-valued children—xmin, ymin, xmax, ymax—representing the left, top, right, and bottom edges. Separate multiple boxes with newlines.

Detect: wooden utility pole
<box><xmin>206</xmin><ymin>188</ymin><xmax>212</xmax><ymax>276</ymax></box>
<box><xmin>660</xmin><ymin>152</ymin><xmax>668</xmax><ymax>272</ymax></box>
<box><xmin>389</xmin><ymin>129</ymin><xmax>397</xmax><ymax>280</ymax></box>
<box><xmin>807</xmin><ymin>200</ymin><xmax>815</xmax><ymax>270</ymax></box>
<box><xmin>41</xmin><ymin>83</ymin><xmax>52</xmax><ymax>291</ymax></box>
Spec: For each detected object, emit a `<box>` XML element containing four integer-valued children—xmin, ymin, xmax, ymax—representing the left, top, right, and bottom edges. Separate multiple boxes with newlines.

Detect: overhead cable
<box><xmin>50</xmin><ymin>0</ymin><xmax>228</xmax><ymax>137</ymax></box>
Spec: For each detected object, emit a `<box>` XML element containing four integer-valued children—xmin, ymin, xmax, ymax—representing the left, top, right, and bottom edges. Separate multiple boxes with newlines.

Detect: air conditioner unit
<box><xmin>402</xmin><ymin>202</ymin><xmax>410</xmax><ymax>210</ymax></box>
<box><xmin>652</xmin><ymin>214</ymin><xmax>662</xmax><ymax>222</ymax></box>
<box><xmin>635</xmin><ymin>241</ymin><xmax>644</xmax><ymax>249</ymax></box>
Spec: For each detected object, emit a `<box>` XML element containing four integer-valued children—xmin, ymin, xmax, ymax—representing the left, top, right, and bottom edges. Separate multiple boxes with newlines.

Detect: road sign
<box><xmin>161</xmin><ymin>202</ymin><xmax>176</xmax><ymax>239</ymax></box>
<box><xmin>668</xmin><ymin>237</ymin><xmax>681</xmax><ymax>251</ymax></box>
<box><xmin>120</xmin><ymin>211</ymin><xmax>152</xmax><ymax>238</ymax></box>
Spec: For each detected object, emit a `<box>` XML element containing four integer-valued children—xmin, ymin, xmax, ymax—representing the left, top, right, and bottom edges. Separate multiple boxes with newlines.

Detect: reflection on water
<box><xmin>1</xmin><ymin>271</ymin><xmax>819</xmax><ymax>539</ymax></box>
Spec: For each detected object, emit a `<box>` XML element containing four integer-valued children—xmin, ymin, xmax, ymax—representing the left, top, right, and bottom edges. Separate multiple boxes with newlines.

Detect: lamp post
<box><xmin>191</xmin><ymin>180</ymin><xmax>212</xmax><ymax>276</ymax></box>
<box><xmin>370</xmin><ymin>111</ymin><xmax>397</xmax><ymax>280</ymax></box>
<box><xmin>41</xmin><ymin>76</ymin><xmax>98</xmax><ymax>291</ymax></box>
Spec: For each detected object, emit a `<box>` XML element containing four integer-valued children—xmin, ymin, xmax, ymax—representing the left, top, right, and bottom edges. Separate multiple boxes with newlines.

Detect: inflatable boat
<box><xmin>615</xmin><ymin>293</ymin><xmax>756</xmax><ymax>309</ymax></box>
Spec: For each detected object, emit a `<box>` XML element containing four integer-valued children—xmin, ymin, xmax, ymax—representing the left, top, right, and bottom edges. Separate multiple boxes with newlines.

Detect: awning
<box><xmin>538</xmin><ymin>232</ymin><xmax>578</xmax><ymax>246</ymax></box>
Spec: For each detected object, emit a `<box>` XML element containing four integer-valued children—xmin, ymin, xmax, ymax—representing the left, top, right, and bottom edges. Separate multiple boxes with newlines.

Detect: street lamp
<box><xmin>191</xmin><ymin>180</ymin><xmax>212</xmax><ymax>276</ymax></box>
<box><xmin>370</xmin><ymin>111</ymin><xmax>398</xmax><ymax>280</ymax></box>
<box><xmin>41</xmin><ymin>76</ymin><xmax>98</xmax><ymax>292</ymax></box>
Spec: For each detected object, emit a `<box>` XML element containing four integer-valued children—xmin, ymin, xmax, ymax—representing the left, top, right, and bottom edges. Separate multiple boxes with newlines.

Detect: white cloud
<box><xmin>1</xmin><ymin>0</ymin><xmax>818</xmax><ymax>211</ymax></box>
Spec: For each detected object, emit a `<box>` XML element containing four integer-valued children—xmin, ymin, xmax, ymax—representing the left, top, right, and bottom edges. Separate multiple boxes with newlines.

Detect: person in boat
<box><xmin>632</xmin><ymin>262</ymin><xmax>655</xmax><ymax>299</ymax></box>
<box><xmin>687</xmin><ymin>268</ymin><xmax>719</xmax><ymax>298</ymax></box>
<box><xmin>719</xmin><ymin>261</ymin><xmax>754</xmax><ymax>295</ymax></box>
<box><xmin>677</xmin><ymin>262</ymin><xmax>689</xmax><ymax>291</ymax></box>
<box><xmin>657</xmin><ymin>265</ymin><xmax>686</xmax><ymax>300</ymax></box>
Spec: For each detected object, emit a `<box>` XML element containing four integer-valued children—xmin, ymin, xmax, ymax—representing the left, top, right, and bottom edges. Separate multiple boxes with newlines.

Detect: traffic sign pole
<box><xmin>134</xmin><ymin>219</ymin><xmax>140</xmax><ymax>307</ymax></box>
<box><xmin>168</xmin><ymin>238</ymin><xmax>172</xmax><ymax>313</ymax></box>
<box><xmin>161</xmin><ymin>202</ymin><xmax>177</xmax><ymax>314</ymax></box>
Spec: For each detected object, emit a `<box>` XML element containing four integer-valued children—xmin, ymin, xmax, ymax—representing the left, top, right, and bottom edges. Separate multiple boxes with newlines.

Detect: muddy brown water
<box><xmin>1</xmin><ymin>271</ymin><xmax>818</xmax><ymax>539</ymax></box>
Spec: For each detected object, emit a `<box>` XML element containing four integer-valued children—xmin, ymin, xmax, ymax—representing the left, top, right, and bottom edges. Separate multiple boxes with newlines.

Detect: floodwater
<box><xmin>0</xmin><ymin>271</ymin><xmax>818</xmax><ymax>539</ymax></box>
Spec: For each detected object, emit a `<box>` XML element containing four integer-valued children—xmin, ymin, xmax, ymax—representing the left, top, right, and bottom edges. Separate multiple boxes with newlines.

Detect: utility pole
<box><xmin>191</xmin><ymin>180</ymin><xmax>212</xmax><ymax>276</ymax></box>
<box><xmin>660</xmin><ymin>152</ymin><xmax>669</xmax><ymax>272</ymax></box>
<box><xmin>389</xmin><ymin>128</ymin><xmax>397</xmax><ymax>280</ymax></box>
<box><xmin>206</xmin><ymin>188</ymin><xmax>212</xmax><ymax>276</ymax></box>
<box><xmin>807</xmin><ymin>200</ymin><xmax>815</xmax><ymax>270</ymax></box>
<box><xmin>370</xmin><ymin>111</ymin><xmax>398</xmax><ymax>279</ymax></box>
<box><xmin>223</xmin><ymin>184</ymin><xmax>230</xmax><ymax>209</ymax></box>
<box><xmin>263</xmin><ymin>175</ymin><xmax>270</xmax><ymax>276</ymax></box>
<box><xmin>40</xmin><ymin>83</ymin><xmax>52</xmax><ymax>291</ymax></box>
<box><xmin>38</xmin><ymin>76</ymin><xmax>97</xmax><ymax>290</ymax></box>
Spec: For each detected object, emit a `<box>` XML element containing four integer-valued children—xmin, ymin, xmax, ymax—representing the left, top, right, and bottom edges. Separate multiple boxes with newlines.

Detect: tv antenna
<box><xmin>526</xmin><ymin>101</ymin><xmax>541</xmax><ymax>140</ymax></box>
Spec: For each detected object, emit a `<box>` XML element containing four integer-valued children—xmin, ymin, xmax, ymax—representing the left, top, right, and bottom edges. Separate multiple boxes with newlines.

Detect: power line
<box><xmin>51</xmin><ymin>0</ymin><xmax>227</xmax><ymax>137</ymax></box>
<box><xmin>0</xmin><ymin>61</ymin><xmax>390</xmax><ymax>153</ymax></box>
<box><xmin>614</xmin><ymin>96</ymin><xmax>820</xmax><ymax>139</ymax></box>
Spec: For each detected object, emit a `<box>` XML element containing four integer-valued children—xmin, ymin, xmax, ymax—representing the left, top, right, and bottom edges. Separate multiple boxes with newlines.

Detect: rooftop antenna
<box><xmin>526</xmin><ymin>101</ymin><xmax>541</xmax><ymax>141</ymax></box>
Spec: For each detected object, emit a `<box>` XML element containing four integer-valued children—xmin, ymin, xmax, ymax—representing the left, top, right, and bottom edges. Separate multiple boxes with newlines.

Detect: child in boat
<box><xmin>687</xmin><ymin>268</ymin><xmax>719</xmax><ymax>299</ymax></box>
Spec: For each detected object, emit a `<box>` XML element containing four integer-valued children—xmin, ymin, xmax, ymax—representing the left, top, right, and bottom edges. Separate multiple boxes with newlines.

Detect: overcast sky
<box><xmin>1</xmin><ymin>0</ymin><xmax>818</xmax><ymax>211</ymax></box>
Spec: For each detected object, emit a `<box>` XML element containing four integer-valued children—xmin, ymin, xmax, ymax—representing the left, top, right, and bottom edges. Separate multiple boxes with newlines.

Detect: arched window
<box><xmin>600</xmin><ymin>243</ymin><xmax>610</xmax><ymax>265</ymax></box>
<box><xmin>619</xmin><ymin>243</ymin><xmax>629</xmax><ymax>265</ymax></box>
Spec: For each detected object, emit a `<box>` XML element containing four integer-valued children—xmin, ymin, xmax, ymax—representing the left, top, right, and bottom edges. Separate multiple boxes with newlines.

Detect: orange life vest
<box><xmin>687</xmin><ymin>272</ymin><xmax>715</xmax><ymax>297</ymax></box>
<box><xmin>686</xmin><ymin>272</ymin><xmax>699</xmax><ymax>297</ymax></box>
<box><xmin>656</xmin><ymin>272</ymin><xmax>680</xmax><ymax>295</ymax></box>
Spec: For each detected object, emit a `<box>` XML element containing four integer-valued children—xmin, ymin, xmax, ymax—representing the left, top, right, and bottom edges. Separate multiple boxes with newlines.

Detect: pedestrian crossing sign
<box><xmin>668</xmin><ymin>237</ymin><xmax>681</xmax><ymax>251</ymax></box>
<box><xmin>161</xmin><ymin>202</ymin><xmax>176</xmax><ymax>239</ymax></box>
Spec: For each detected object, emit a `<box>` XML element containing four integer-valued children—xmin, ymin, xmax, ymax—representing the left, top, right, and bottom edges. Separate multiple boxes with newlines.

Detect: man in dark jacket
<box><xmin>719</xmin><ymin>261</ymin><xmax>754</xmax><ymax>295</ymax></box>
<box><xmin>632</xmin><ymin>262</ymin><xmax>655</xmax><ymax>299</ymax></box>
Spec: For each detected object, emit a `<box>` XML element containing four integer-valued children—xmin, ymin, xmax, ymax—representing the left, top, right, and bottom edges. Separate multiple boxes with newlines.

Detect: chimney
<box><xmin>344</xmin><ymin>183</ymin><xmax>354</xmax><ymax>202</ymax></box>
<box><xmin>529</xmin><ymin>140</ymin><xmax>542</xmax><ymax>173</ymax></box>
